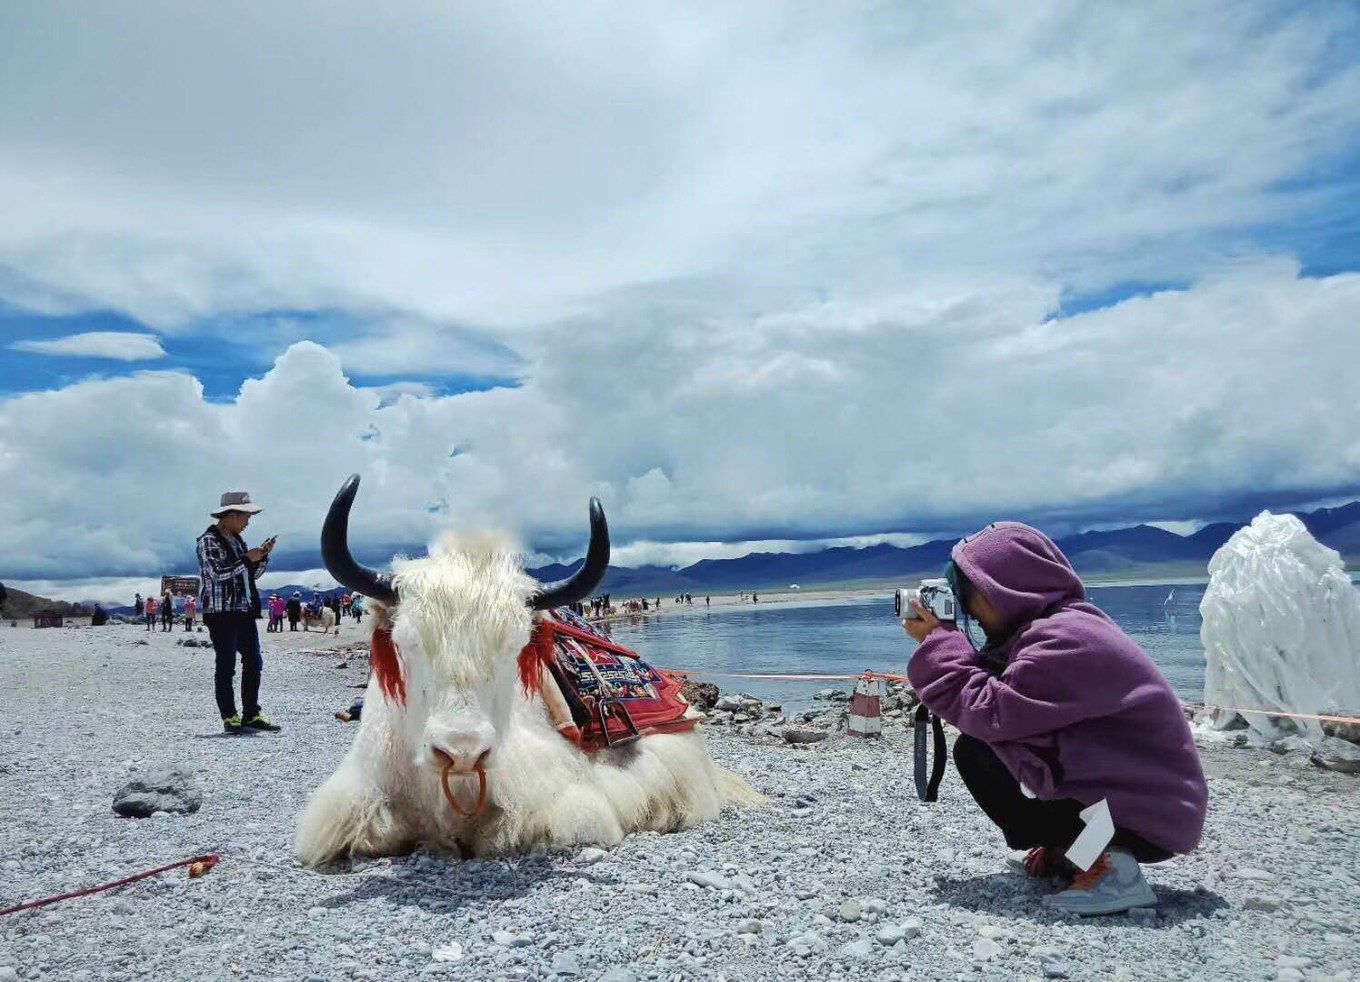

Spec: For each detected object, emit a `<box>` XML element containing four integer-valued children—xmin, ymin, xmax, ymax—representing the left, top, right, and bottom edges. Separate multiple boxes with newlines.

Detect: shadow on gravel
<box><xmin>312</xmin><ymin>857</ymin><xmax>613</xmax><ymax>913</ymax></box>
<box><xmin>928</xmin><ymin>872</ymin><xmax>1229</xmax><ymax>926</ymax></box>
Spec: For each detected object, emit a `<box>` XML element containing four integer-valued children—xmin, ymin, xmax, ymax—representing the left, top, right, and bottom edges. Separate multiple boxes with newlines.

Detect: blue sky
<box><xmin>2</xmin><ymin>0</ymin><xmax>1359</xmax><ymax>600</ymax></box>
<box><xmin>0</xmin><ymin>305</ymin><xmax>523</xmax><ymax>402</ymax></box>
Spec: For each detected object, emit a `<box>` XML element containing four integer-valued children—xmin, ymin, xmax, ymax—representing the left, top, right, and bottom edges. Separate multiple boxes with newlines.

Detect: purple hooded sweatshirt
<box><xmin>907</xmin><ymin>522</ymin><xmax>1207</xmax><ymax>855</ymax></box>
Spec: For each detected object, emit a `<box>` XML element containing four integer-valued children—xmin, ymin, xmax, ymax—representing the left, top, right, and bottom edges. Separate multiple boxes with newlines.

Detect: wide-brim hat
<box><xmin>211</xmin><ymin>490</ymin><xmax>263</xmax><ymax>518</ymax></box>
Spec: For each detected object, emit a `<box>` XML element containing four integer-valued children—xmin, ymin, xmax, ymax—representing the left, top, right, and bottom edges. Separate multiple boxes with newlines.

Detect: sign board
<box><xmin>161</xmin><ymin>576</ymin><xmax>201</xmax><ymax>598</ymax></box>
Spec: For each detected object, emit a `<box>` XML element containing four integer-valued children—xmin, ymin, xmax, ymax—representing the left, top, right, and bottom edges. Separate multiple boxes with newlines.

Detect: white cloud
<box><xmin>2</xmin><ymin>262</ymin><xmax>1359</xmax><ymax>582</ymax></box>
<box><xmin>0</xmin><ymin>3</ymin><xmax>1355</xmax><ymax>327</ymax></box>
<box><xmin>0</xmin><ymin>4</ymin><xmax>1358</xmax><ymax>584</ymax></box>
<box><xmin>10</xmin><ymin>331</ymin><xmax>165</xmax><ymax>360</ymax></box>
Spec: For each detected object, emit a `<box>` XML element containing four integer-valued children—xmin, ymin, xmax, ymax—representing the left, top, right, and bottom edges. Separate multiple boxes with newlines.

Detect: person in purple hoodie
<box><xmin>904</xmin><ymin>522</ymin><xmax>1208</xmax><ymax>916</ymax></box>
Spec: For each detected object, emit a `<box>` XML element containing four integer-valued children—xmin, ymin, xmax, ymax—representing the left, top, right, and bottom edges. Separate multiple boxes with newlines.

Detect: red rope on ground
<box><xmin>0</xmin><ymin>853</ymin><xmax>219</xmax><ymax>917</ymax></box>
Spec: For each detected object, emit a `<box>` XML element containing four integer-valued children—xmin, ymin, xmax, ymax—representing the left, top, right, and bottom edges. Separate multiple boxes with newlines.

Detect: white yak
<box><xmin>300</xmin><ymin>605</ymin><xmax>338</xmax><ymax>634</ymax></box>
<box><xmin>295</xmin><ymin>474</ymin><xmax>761</xmax><ymax>867</ymax></box>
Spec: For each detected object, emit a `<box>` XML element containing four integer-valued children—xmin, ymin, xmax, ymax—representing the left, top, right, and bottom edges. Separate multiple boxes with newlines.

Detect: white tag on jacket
<box><xmin>1065</xmin><ymin>798</ymin><xmax>1115</xmax><ymax>871</ymax></box>
<box><xmin>1019</xmin><ymin>782</ymin><xmax>1036</xmax><ymax>799</ymax></box>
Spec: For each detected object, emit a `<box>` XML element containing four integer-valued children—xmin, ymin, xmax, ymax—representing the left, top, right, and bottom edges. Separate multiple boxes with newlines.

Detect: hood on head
<box><xmin>950</xmin><ymin>522</ymin><xmax>1084</xmax><ymax>634</ymax></box>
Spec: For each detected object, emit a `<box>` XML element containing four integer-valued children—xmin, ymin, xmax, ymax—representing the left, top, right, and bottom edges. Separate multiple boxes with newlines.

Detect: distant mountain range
<box><xmin>0</xmin><ymin>585</ymin><xmax>91</xmax><ymax>620</ymax></box>
<box><xmin>530</xmin><ymin>500</ymin><xmax>1360</xmax><ymax>597</ymax></box>
<box><xmin>13</xmin><ymin>500</ymin><xmax>1358</xmax><ymax>616</ymax></box>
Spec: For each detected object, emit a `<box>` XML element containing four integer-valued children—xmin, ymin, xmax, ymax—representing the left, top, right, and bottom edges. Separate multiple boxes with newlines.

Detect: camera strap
<box><xmin>913</xmin><ymin>703</ymin><xmax>947</xmax><ymax>802</ymax></box>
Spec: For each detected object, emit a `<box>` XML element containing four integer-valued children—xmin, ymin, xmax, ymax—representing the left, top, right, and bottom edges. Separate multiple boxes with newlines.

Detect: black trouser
<box><xmin>952</xmin><ymin>734</ymin><xmax>1173</xmax><ymax>864</ymax></box>
<box><xmin>288</xmin><ymin>615</ymin><xmax>298</xmax><ymax>631</ymax></box>
<box><xmin>205</xmin><ymin>612</ymin><xmax>262</xmax><ymax>720</ymax></box>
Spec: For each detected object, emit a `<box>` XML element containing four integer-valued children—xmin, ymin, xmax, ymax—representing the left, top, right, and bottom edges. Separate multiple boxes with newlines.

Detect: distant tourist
<box><xmin>287</xmin><ymin>591</ymin><xmax>302</xmax><ymax>631</ymax></box>
<box><xmin>350</xmin><ymin>593</ymin><xmax>364</xmax><ymax>622</ymax></box>
<box><xmin>184</xmin><ymin>596</ymin><xmax>197</xmax><ymax>631</ymax></box>
<box><xmin>161</xmin><ymin>589</ymin><xmax>174</xmax><ymax>632</ymax></box>
<box><xmin>134</xmin><ymin>593</ymin><xmax>143</xmax><ymax>617</ymax></box>
<box><xmin>91</xmin><ymin>604</ymin><xmax>108</xmax><ymax>627</ymax></box>
<box><xmin>144</xmin><ymin>594</ymin><xmax>158</xmax><ymax>631</ymax></box>
<box><xmin>902</xmin><ymin>522</ymin><xmax>1207</xmax><ymax>916</ymax></box>
<box><xmin>334</xmin><ymin>696</ymin><xmax>364</xmax><ymax>723</ymax></box>
<box><xmin>196</xmin><ymin>489</ymin><xmax>281</xmax><ymax>735</ymax></box>
<box><xmin>265</xmin><ymin>594</ymin><xmax>284</xmax><ymax>633</ymax></box>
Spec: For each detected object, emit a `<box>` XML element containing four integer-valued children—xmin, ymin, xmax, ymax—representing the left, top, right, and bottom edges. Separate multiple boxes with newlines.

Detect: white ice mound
<box><xmin>1200</xmin><ymin>510</ymin><xmax>1360</xmax><ymax>740</ymax></box>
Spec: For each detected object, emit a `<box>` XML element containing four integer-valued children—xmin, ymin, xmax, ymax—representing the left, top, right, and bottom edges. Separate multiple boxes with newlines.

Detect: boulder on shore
<box><xmin>112</xmin><ymin>765</ymin><xmax>202</xmax><ymax>817</ymax></box>
<box><xmin>1311</xmin><ymin>736</ymin><xmax>1360</xmax><ymax>775</ymax></box>
<box><xmin>680</xmin><ymin>681</ymin><xmax>719</xmax><ymax>710</ymax></box>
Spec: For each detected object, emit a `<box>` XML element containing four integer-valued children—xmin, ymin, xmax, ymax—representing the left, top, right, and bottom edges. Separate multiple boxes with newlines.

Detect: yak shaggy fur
<box><xmin>295</xmin><ymin>532</ymin><xmax>762</xmax><ymax>867</ymax></box>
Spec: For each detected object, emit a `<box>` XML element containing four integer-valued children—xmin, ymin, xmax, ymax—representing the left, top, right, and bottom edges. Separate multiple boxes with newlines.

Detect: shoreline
<box><xmin>588</xmin><ymin>573</ymin><xmax>1216</xmax><ymax>626</ymax></box>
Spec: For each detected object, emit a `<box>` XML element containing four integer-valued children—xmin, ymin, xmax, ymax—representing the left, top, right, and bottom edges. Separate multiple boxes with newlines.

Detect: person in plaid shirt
<box><xmin>197</xmin><ymin>490</ymin><xmax>281</xmax><ymax>734</ymax></box>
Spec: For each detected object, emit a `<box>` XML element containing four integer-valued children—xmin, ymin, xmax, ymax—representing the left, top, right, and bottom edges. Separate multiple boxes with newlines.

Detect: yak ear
<box><xmin>530</xmin><ymin>498</ymin><xmax>609</xmax><ymax>611</ymax></box>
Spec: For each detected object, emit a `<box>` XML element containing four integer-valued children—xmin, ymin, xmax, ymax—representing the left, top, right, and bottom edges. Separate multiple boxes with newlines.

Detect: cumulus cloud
<box><xmin>0</xmin><ymin>3</ymin><xmax>1358</xmax><ymax>590</ymax></box>
<box><xmin>3</xmin><ymin>262</ymin><xmax>1359</xmax><ymax>585</ymax></box>
<box><xmin>10</xmin><ymin>331</ymin><xmax>165</xmax><ymax>360</ymax></box>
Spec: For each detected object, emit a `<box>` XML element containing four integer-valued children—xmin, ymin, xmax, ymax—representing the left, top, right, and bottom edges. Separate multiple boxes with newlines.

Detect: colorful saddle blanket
<box><xmin>518</xmin><ymin>609</ymin><xmax>697</xmax><ymax>751</ymax></box>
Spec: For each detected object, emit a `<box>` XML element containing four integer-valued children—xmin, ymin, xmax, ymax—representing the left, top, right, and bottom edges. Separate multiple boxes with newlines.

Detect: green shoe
<box><xmin>222</xmin><ymin>714</ymin><xmax>244</xmax><ymax>734</ymax></box>
<box><xmin>243</xmin><ymin>714</ymin><xmax>281</xmax><ymax>732</ymax></box>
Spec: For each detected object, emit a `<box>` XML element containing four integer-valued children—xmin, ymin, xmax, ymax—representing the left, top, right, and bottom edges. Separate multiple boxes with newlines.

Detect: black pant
<box><xmin>952</xmin><ymin>734</ymin><xmax>1172</xmax><ymax>864</ymax></box>
<box><xmin>205</xmin><ymin>612</ymin><xmax>262</xmax><ymax>720</ymax></box>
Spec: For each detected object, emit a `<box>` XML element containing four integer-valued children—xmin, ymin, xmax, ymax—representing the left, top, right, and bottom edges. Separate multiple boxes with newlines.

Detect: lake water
<box><xmin>608</xmin><ymin>582</ymin><xmax>1211</xmax><ymax>713</ymax></box>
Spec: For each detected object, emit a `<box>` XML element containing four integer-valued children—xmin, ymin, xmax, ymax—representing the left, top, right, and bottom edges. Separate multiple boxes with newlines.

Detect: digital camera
<box><xmin>895</xmin><ymin>578</ymin><xmax>957</xmax><ymax>622</ymax></box>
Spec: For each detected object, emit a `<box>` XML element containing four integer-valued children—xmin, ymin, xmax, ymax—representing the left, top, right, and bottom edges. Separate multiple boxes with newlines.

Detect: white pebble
<box><xmin>973</xmin><ymin>938</ymin><xmax>1002</xmax><ymax>962</ymax></box>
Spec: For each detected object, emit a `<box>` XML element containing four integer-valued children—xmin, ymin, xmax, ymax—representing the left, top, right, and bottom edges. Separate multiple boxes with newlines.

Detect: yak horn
<box><xmin>321</xmin><ymin>474</ymin><xmax>399</xmax><ymax>608</ymax></box>
<box><xmin>531</xmin><ymin>498</ymin><xmax>610</xmax><ymax>611</ymax></box>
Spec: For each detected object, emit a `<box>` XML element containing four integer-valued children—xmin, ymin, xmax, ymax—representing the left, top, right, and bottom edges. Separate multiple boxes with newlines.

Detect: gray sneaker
<box><xmin>1042</xmin><ymin>849</ymin><xmax>1156</xmax><ymax>916</ymax></box>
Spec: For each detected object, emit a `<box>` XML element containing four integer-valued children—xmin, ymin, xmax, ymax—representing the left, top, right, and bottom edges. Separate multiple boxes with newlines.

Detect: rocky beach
<box><xmin>1</xmin><ymin>623</ymin><xmax>1357</xmax><ymax>982</ymax></box>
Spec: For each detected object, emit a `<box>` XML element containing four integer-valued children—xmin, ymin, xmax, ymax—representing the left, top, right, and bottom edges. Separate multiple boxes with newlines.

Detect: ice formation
<box><xmin>1200</xmin><ymin>511</ymin><xmax>1360</xmax><ymax>741</ymax></box>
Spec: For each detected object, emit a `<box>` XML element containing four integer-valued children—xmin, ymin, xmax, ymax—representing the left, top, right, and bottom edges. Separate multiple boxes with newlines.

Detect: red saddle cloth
<box><xmin>518</xmin><ymin>611</ymin><xmax>696</xmax><ymax>752</ymax></box>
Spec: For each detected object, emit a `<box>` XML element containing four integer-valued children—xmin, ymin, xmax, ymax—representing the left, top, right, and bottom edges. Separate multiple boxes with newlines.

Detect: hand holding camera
<box><xmin>896</xmin><ymin>578</ymin><xmax>956</xmax><ymax>643</ymax></box>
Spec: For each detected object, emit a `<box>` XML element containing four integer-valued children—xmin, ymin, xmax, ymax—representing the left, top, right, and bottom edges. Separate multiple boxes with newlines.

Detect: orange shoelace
<box><xmin>1066</xmin><ymin>852</ymin><xmax>1112</xmax><ymax>891</ymax></box>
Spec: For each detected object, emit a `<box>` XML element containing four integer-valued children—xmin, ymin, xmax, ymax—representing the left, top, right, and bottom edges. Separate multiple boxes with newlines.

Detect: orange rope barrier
<box><xmin>1179</xmin><ymin>703</ymin><xmax>1360</xmax><ymax>726</ymax></box>
<box><xmin>660</xmin><ymin>666</ymin><xmax>1360</xmax><ymax>726</ymax></box>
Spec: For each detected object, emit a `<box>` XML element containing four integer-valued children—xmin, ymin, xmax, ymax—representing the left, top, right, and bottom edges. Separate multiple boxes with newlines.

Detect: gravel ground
<box><xmin>2</xmin><ymin>623</ymin><xmax>1357</xmax><ymax>982</ymax></box>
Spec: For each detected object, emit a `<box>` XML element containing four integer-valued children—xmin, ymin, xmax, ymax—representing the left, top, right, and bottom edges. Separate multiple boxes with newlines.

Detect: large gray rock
<box><xmin>1322</xmin><ymin>719</ymin><xmax>1360</xmax><ymax>744</ymax></box>
<box><xmin>1310</xmin><ymin>737</ymin><xmax>1360</xmax><ymax>774</ymax></box>
<box><xmin>112</xmin><ymin>765</ymin><xmax>202</xmax><ymax>817</ymax></box>
<box><xmin>782</xmin><ymin>726</ymin><xmax>829</xmax><ymax>745</ymax></box>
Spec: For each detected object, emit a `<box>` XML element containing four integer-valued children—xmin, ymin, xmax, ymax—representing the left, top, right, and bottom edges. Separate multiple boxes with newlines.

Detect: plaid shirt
<box><xmin>196</xmin><ymin>527</ymin><xmax>269</xmax><ymax>615</ymax></box>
